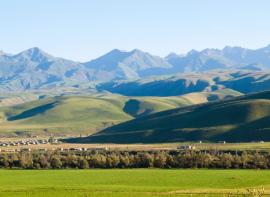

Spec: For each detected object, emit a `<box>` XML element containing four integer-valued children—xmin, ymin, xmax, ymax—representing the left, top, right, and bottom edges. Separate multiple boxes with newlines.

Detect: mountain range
<box><xmin>165</xmin><ymin>45</ymin><xmax>270</xmax><ymax>72</ymax></box>
<box><xmin>2</xmin><ymin>45</ymin><xmax>270</xmax><ymax>142</ymax></box>
<box><xmin>1</xmin><ymin>44</ymin><xmax>270</xmax><ymax>91</ymax></box>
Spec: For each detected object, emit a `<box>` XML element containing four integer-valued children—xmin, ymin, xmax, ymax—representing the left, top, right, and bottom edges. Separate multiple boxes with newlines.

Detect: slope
<box><xmin>0</xmin><ymin>93</ymin><xmax>206</xmax><ymax>136</ymax></box>
<box><xmin>84</xmin><ymin>49</ymin><xmax>172</xmax><ymax>80</ymax></box>
<box><xmin>0</xmin><ymin>47</ymin><xmax>91</xmax><ymax>90</ymax></box>
<box><xmin>0</xmin><ymin>95</ymin><xmax>131</xmax><ymax>135</ymax></box>
<box><xmin>75</xmin><ymin>91</ymin><xmax>270</xmax><ymax>143</ymax></box>
<box><xmin>98</xmin><ymin>70</ymin><xmax>270</xmax><ymax>96</ymax></box>
<box><xmin>0</xmin><ymin>89</ymin><xmax>241</xmax><ymax>136</ymax></box>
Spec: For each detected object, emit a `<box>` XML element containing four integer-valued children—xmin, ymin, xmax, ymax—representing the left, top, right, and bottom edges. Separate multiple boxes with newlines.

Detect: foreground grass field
<box><xmin>0</xmin><ymin>169</ymin><xmax>269</xmax><ymax>196</ymax></box>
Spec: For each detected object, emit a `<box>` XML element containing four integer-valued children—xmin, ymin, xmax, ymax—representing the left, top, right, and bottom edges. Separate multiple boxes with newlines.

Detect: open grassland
<box><xmin>0</xmin><ymin>93</ymin><xmax>211</xmax><ymax>136</ymax></box>
<box><xmin>84</xmin><ymin>91</ymin><xmax>270</xmax><ymax>143</ymax></box>
<box><xmin>0</xmin><ymin>169</ymin><xmax>269</xmax><ymax>196</ymax></box>
<box><xmin>0</xmin><ymin>95</ymin><xmax>132</xmax><ymax>135</ymax></box>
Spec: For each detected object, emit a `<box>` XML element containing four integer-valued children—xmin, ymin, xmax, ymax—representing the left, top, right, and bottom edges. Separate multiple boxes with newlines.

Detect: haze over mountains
<box><xmin>166</xmin><ymin>45</ymin><xmax>270</xmax><ymax>72</ymax></box>
<box><xmin>99</xmin><ymin>71</ymin><xmax>270</xmax><ymax>96</ymax></box>
<box><xmin>1</xmin><ymin>44</ymin><xmax>270</xmax><ymax>91</ymax></box>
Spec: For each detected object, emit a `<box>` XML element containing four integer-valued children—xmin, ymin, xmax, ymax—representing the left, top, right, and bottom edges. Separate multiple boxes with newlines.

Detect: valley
<box><xmin>2</xmin><ymin>1</ymin><xmax>270</xmax><ymax>197</ymax></box>
<box><xmin>1</xmin><ymin>43</ymin><xmax>270</xmax><ymax>166</ymax></box>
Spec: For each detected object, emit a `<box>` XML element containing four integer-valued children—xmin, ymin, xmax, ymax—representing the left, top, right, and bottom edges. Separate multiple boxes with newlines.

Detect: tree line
<box><xmin>0</xmin><ymin>150</ymin><xmax>270</xmax><ymax>169</ymax></box>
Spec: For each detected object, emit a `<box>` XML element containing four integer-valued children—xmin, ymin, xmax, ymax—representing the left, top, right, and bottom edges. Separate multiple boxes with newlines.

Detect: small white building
<box><xmin>177</xmin><ymin>145</ymin><xmax>196</xmax><ymax>150</ymax></box>
<box><xmin>218</xmin><ymin>141</ymin><xmax>226</xmax><ymax>144</ymax></box>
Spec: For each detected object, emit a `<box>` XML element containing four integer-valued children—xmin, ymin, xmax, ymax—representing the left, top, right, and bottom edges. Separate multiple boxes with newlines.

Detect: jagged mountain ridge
<box><xmin>1</xmin><ymin>44</ymin><xmax>270</xmax><ymax>90</ymax></box>
<box><xmin>0</xmin><ymin>47</ymin><xmax>90</xmax><ymax>90</ymax></box>
<box><xmin>0</xmin><ymin>47</ymin><xmax>173</xmax><ymax>90</ymax></box>
<box><xmin>84</xmin><ymin>49</ymin><xmax>172</xmax><ymax>80</ymax></box>
<box><xmin>165</xmin><ymin>45</ymin><xmax>270</xmax><ymax>72</ymax></box>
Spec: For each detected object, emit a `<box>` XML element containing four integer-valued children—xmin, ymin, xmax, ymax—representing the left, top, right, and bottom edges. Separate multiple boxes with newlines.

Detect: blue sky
<box><xmin>1</xmin><ymin>0</ymin><xmax>270</xmax><ymax>61</ymax></box>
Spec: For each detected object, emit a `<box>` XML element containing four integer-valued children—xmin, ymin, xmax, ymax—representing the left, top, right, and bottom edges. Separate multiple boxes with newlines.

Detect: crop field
<box><xmin>0</xmin><ymin>169</ymin><xmax>269</xmax><ymax>196</ymax></box>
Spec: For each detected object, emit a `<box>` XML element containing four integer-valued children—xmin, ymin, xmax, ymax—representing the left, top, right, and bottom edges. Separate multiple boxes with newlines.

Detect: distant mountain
<box><xmin>84</xmin><ymin>49</ymin><xmax>172</xmax><ymax>80</ymax></box>
<box><xmin>0</xmin><ymin>48</ymin><xmax>172</xmax><ymax>90</ymax></box>
<box><xmin>0</xmin><ymin>50</ymin><xmax>6</xmax><ymax>56</ymax></box>
<box><xmin>98</xmin><ymin>73</ymin><xmax>218</xmax><ymax>96</ymax></box>
<box><xmin>0</xmin><ymin>47</ymin><xmax>91</xmax><ymax>90</ymax></box>
<box><xmin>97</xmin><ymin>70</ymin><xmax>270</xmax><ymax>96</ymax></box>
<box><xmin>239</xmin><ymin>63</ymin><xmax>270</xmax><ymax>71</ymax></box>
<box><xmin>71</xmin><ymin>90</ymin><xmax>270</xmax><ymax>143</ymax></box>
<box><xmin>1</xmin><ymin>45</ymin><xmax>270</xmax><ymax>91</ymax></box>
<box><xmin>165</xmin><ymin>45</ymin><xmax>270</xmax><ymax>72</ymax></box>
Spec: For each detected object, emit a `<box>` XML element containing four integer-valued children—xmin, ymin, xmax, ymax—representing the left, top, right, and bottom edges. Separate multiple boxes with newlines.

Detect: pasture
<box><xmin>0</xmin><ymin>90</ymin><xmax>240</xmax><ymax>137</ymax></box>
<box><xmin>0</xmin><ymin>94</ymin><xmax>194</xmax><ymax>136</ymax></box>
<box><xmin>0</xmin><ymin>169</ymin><xmax>269</xmax><ymax>196</ymax></box>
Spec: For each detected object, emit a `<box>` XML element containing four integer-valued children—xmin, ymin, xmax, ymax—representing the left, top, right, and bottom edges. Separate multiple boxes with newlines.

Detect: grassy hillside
<box><xmin>181</xmin><ymin>88</ymin><xmax>242</xmax><ymax>103</ymax></box>
<box><xmin>0</xmin><ymin>94</ymin><xmax>200</xmax><ymax>136</ymax></box>
<box><xmin>75</xmin><ymin>91</ymin><xmax>270</xmax><ymax>143</ymax></box>
<box><xmin>0</xmin><ymin>95</ymin><xmax>130</xmax><ymax>135</ymax></box>
<box><xmin>0</xmin><ymin>89</ymin><xmax>243</xmax><ymax>136</ymax></box>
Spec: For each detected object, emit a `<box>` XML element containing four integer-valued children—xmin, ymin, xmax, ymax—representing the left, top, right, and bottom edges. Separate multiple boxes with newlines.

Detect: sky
<box><xmin>1</xmin><ymin>0</ymin><xmax>270</xmax><ymax>61</ymax></box>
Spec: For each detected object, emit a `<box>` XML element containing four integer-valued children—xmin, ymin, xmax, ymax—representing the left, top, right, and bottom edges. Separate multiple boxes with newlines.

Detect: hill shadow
<box><xmin>123</xmin><ymin>99</ymin><xmax>152</xmax><ymax>117</ymax></box>
<box><xmin>214</xmin><ymin>115</ymin><xmax>270</xmax><ymax>142</ymax></box>
<box><xmin>8</xmin><ymin>102</ymin><xmax>57</xmax><ymax>121</ymax></box>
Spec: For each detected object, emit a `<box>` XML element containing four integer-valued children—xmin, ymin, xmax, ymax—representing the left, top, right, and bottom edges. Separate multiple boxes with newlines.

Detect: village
<box><xmin>0</xmin><ymin>137</ymin><xmax>111</xmax><ymax>152</ymax></box>
<box><xmin>0</xmin><ymin>137</ymin><xmax>266</xmax><ymax>153</ymax></box>
<box><xmin>0</xmin><ymin>138</ymin><xmax>59</xmax><ymax>147</ymax></box>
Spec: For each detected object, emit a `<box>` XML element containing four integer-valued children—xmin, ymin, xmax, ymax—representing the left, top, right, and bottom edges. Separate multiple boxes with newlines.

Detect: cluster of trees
<box><xmin>0</xmin><ymin>150</ymin><xmax>270</xmax><ymax>169</ymax></box>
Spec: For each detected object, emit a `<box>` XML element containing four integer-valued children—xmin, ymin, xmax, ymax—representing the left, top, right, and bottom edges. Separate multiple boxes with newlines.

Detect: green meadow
<box><xmin>0</xmin><ymin>94</ymin><xmax>196</xmax><ymax>136</ymax></box>
<box><xmin>84</xmin><ymin>90</ymin><xmax>270</xmax><ymax>143</ymax></box>
<box><xmin>0</xmin><ymin>169</ymin><xmax>269</xmax><ymax>196</ymax></box>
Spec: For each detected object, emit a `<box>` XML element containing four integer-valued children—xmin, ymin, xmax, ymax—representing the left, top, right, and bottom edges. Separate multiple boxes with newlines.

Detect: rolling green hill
<box><xmin>0</xmin><ymin>94</ymin><xmax>197</xmax><ymax>136</ymax></box>
<box><xmin>0</xmin><ymin>90</ymin><xmax>240</xmax><ymax>136</ymax></box>
<box><xmin>0</xmin><ymin>95</ymin><xmax>131</xmax><ymax>135</ymax></box>
<box><xmin>73</xmin><ymin>91</ymin><xmax>270</xmax><ymax>143</ymax></box>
